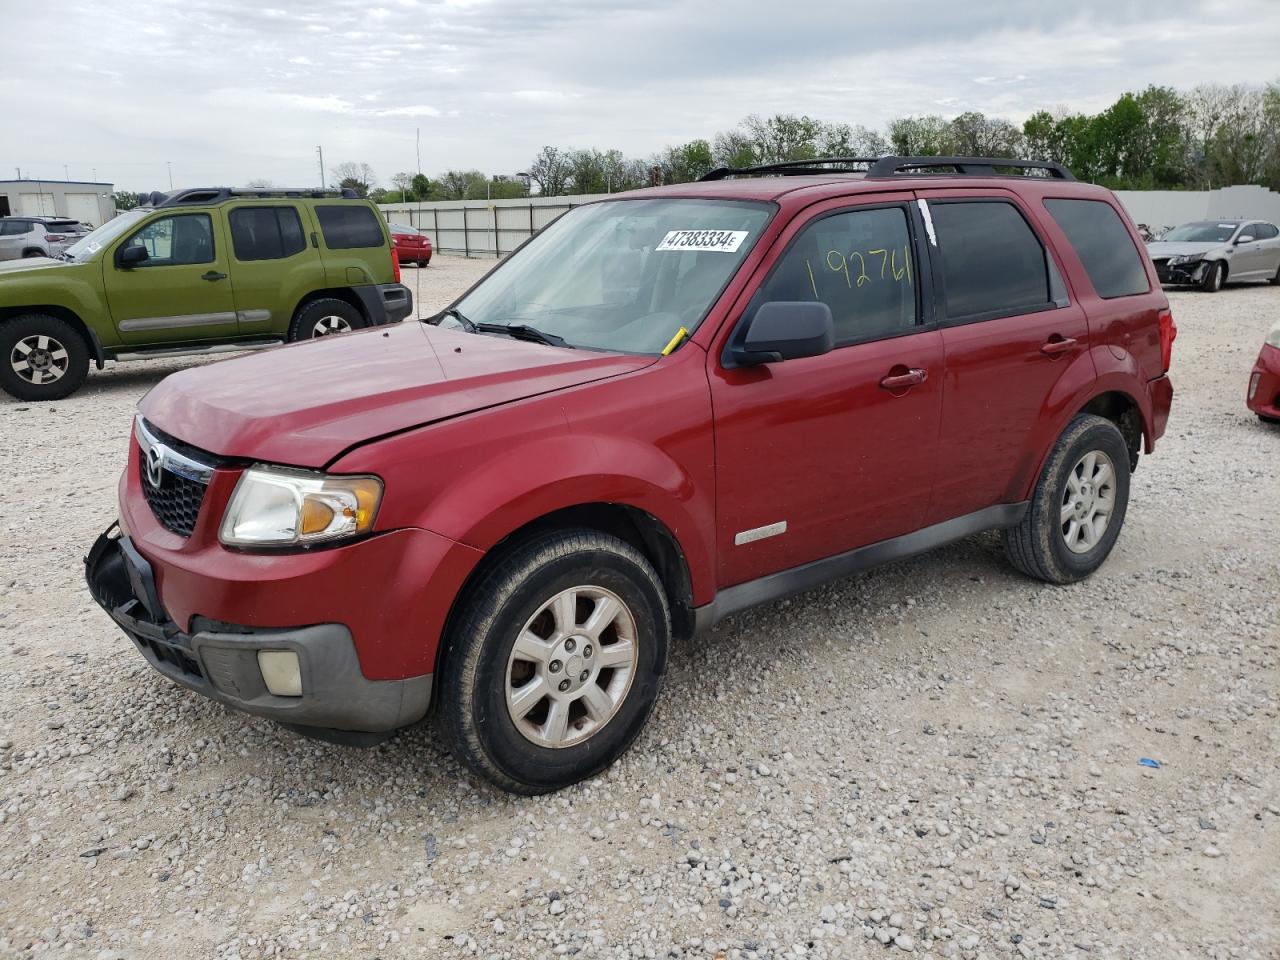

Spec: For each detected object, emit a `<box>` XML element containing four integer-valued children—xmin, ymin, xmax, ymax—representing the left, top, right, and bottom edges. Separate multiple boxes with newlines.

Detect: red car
<box><xmin>1248</xmin><ymin>320</ymin><xmax>1280</xmax><ymax>422</ymax></box>
<box><xmin>87</xmin><ymin>156</ymin><xmax>1175</xmax><ymax>793</ymax></box>
<box><xmin>389</xmin><ymin>222</ymin><xmax>431</xmax><ymax>266</ymax></box>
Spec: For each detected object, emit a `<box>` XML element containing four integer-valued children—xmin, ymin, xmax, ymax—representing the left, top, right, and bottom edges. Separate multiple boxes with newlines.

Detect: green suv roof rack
<box><xmin>140</xmin><ymin>187</ymin><xmax>360</xmax><ymax>208</ymax></box>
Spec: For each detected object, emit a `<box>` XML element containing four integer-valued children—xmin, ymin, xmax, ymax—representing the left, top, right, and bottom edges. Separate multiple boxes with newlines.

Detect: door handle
<box><xmin>1040</xmin><ymin>336</ymin><xmax>1078</xmax><ymax>356</ymax></box>
<box><xmin>879</xmin><ymin>367</ymin><xmax>928</xmax><ymax>391</ymax></box>
<box><xmin>201</xmin><ymin>271</ymin><xmax>227</xmax><ymax>281</ymax></box>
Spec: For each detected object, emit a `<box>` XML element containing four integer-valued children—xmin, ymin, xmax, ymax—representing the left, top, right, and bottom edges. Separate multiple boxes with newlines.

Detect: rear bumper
<box><xmin>1148</xmin><ymin>374</ymin><xmax>1174</xmax><ymax>445</ymax></box>
<box><xmin>354</xmin><ymin>282</ymin><xmax>413</xmax><ymax>325</ymax></box>
<box><xmin>1248</xmin><ymin>343</ymin><xmax>1280</xmax><ymax>420</ymax></box>
<box><xmin>85</xmin><ymin>524</ymin><xmax>432</xmax><ymax>736</ymax></box>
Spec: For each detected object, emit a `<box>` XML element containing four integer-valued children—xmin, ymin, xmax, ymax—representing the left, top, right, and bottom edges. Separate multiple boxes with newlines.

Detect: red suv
<box><xmin>87</xmin><ymin>156</ymin><xmax>1175</xmax><ymax>793</ymax></box>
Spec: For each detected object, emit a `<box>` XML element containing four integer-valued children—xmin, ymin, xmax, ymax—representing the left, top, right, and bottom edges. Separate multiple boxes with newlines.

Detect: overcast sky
<box><xmin>4</xmin><ymin>0</ymin><xmax>1279</xmax><ymax>191</ymax></box>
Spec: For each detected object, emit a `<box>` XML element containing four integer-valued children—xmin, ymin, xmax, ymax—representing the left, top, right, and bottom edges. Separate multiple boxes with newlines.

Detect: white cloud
<box><xmin>376</xmin><ymin>105</ymin><xmax>442</xmax><ymax>117</ymax></box>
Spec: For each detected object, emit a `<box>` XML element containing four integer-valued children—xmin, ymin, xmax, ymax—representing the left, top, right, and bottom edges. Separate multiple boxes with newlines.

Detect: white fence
<box><xmin>379</xmin><ymin>195</ymin><xmax>608</xmax><ymax>258</ymax></box>
<box><xmin>382</xmin><ymin>185</ymin><xmax>1280</xmax><ymax>259</ymax></box>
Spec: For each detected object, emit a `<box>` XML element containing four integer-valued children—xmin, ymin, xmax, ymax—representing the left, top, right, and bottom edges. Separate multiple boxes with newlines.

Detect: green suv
<box><xmin>0</xmin><ymin>187</ymin><xmax>412</xmax><ymax>401</ymax></box>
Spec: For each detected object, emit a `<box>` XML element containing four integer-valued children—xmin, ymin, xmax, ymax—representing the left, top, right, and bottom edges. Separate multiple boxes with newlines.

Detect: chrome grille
<box><xmin>135</xmin><ymin>417</ymin><xmax>217</xmax><ymax>538</ymax></box>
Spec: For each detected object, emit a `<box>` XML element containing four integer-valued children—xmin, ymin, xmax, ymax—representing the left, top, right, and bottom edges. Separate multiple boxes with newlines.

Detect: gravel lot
<box><xmin>1</xmin><ymin>260</ymin><xmax>1277</xmax><ymax>960</ymax></box>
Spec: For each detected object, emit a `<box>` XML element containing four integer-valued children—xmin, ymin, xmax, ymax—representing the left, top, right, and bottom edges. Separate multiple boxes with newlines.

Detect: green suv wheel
<box><xmin>288</xmin><ymin>298</ymin><xmax>367</xmax><ymax>342</ymax></box>
<box><xmin>0</xmin><ymin>314</ymin><xmax>90</xmax><ymax>402</ymax></box>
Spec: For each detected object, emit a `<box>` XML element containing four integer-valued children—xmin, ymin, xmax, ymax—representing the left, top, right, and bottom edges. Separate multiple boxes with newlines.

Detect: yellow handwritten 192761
<box><xmin>805</xmin><ymin>245</ymin><xmax>912</xmax><ymax>297</ymax></box>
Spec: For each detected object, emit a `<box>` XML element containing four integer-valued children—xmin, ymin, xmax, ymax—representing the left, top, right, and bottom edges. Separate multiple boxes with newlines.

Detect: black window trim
<box><xmin>1042</xmin><ymin>195</ymin><xmax>1152</xmax><ymax>301</ymax></box>
<box><xmin>722</xmin><ymin>198</ymin><xmax>936</xmax><ymax>367</ymax></box>
<box><xmin>921</xmin><ymin>196</ymin><xmax>1071</xmax><ymax>328</ymax></box>
<box><xmin>120</xmin><ymin>212</ymin><xmax>216</xmax><ymax>268</ymax></box>
<box><xmin>228</xmin><ymin>204</ymin><xmax>307</xmax><ymax>262</ymax></box>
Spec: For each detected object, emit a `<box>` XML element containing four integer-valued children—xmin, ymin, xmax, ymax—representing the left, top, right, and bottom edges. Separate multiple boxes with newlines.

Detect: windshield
<box><xmin>1161</xmin><ymin>221</ymin><xmax>1239</xmax><ymax>243</ymax></box>
<box><xmin>448</xmin><ymin>198</ymin><xmax>773</xmax><ymax>354</ymax></box>
<box><xmin>63</xmin><ymin>209</ymin><xmax>148</xmax><ymax>261</ymax></box>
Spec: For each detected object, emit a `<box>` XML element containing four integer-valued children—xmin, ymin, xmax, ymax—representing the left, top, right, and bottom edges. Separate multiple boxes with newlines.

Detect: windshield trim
<box><xmin>434</xmin><ymin>196</ymin><xmax>779</xmax><ymax>355</ymax></box>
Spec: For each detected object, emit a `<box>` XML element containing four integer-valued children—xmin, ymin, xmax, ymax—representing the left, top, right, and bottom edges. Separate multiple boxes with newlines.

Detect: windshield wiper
<box><xmin>435</xmin><ymin>306</ymin><xmax>477</xmax><ymax>332</ymax></box>
<box><xmin>493</xmin><ymin>323</ymin><xmax>572</xmax><ymax>348</ymax></box>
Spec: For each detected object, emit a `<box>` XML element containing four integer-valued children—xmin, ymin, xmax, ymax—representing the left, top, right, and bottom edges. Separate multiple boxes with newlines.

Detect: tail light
<box><xmin>1157</xmin><ymin>308</ymin><xmax>1176</xmax><ymax>373</ymax></box>
<box><xmin>391</xmin><ymin>244</ymin><xmax>401</xmax><ymax>283</ymax></box>
<box><xmin>45</xmin><ymin>234</ymin><xmax>66</xmax><ymax>242</ymax></box>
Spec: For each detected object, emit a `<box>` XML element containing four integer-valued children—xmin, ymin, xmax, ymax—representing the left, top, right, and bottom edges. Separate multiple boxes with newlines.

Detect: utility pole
<box><xmin>167</xmin><ymin>161</ymin><xmax>173</xmax><ymax>190</ymax></box>
<box><xmin>64</xmin><ymin>164</ymin><xmax>70</xmax><ymax>180</ymax></box>
<box><xmin>316</xmin><ymin>146</ymin><xmax>325</xmax><ymax>189</ymax></box>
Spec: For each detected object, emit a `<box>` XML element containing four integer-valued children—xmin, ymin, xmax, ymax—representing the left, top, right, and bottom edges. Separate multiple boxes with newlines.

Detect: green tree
<box><xmin>331</xmin><ymin>161</ymin><xmax>376</xmax><ymax>197</ymax></box>
<box><xmin>659</xmin><ymin>139</ymin><xmax>715</xmax><ymax>183</ymax></box>
<box><xmin>112</xmin><ymin>190</ymin><xmax>140</xmax><ymax>211</ymax></box>
<box><xmin>528</xmin><ymin>146</ymin><xmax>571</xmax><ymax>197</ymax></box>
<box><xmin>410</xmin><ymin>173</ymin><xmax>431</xmax><ymax>200</ymax></box>
<box><xmin>887</xmin><ymin>115</ymin><xmax>954</xmax><ymax>156</ymax></box>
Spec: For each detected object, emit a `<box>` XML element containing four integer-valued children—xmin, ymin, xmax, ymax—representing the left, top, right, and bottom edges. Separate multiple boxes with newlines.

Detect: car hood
<box><xmin>139</xmin><ymin>322</ymin><xmax>654</xmax><ymax>467</ymax></box>
<box><xmin>1145</xmin><ymin>241</ymin><xmax>1222</xmax><ymax>257</ymax></box>
<box><xmin>0</xmin><ymin>256</ymin><xmax>76</xmax><ymax>277</ymax></box>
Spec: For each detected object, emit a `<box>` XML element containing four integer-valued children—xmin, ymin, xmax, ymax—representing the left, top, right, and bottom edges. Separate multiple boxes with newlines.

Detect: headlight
<box><xmin>220</xmin><ymin>466</ymin><xmax>382</xmax><ymax>547</ymax></box>
<box><xmin>1169</xmin><ymin>254</ymin><xmax>1203</xmax><ymax>266</ymax></box>
<box><xmin>1266</xmin><ymin>320</ymin><xmax>1280</xmax><ymax>349</ymax></box>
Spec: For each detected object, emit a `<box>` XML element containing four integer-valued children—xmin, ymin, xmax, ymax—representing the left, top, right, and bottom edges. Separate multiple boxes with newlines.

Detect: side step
<box><xmin>109</xmin><ymin>340</ymin><xmax>284</xmax><ymax>363</ymax></box>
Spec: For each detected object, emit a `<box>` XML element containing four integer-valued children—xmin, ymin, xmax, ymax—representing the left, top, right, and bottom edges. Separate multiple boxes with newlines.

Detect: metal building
<box><xmin>0</xmin><ymin>179</ymin><xmax>116</xmax><ymax>227</ymax></box>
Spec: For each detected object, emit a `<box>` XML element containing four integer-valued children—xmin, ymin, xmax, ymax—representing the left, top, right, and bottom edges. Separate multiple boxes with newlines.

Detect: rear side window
<box><xmin>315</xmin><ymin>204</ymin><xmax>384</xmax><ymax>249</ymax></box>
<box><xmin>1044</xmin><ymin>198</ymin><xmax>1150</xmax><ymax>299</ymax></box>
<box><xmin>1252</xmin><ymin>222</ymin><xmax>1279</xmax><ymax>240</ymax></box>
<box><xmin>229</xmin><ymin>207</ymin><xmax>306</xmax><ymax>261</ymax></box>
<box><xmin>755</xmin><ymin>205</ymin><xmax>918</xmax><ymax>346</ymax></box>
<box><xmin>929</xmin><ymin>200</ymin><xmax>1058</xmax><ymax>320</ymax></box>
<box><xmin>0</xmin><ymin>221</ymin><xmax>29</xmax><ymax>235</ymax></box>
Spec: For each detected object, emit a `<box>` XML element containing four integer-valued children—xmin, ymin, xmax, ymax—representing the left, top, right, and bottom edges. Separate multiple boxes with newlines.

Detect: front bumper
<box><xmin>1153</xmin><ymin>258</ymin><xmax>1209</xmax><ymax>285</ymax></box>
<box><xmin>85</xmin><ymin>524</ymin><xmax>432</xmax><ymax>738</ymax></box>
<box><xmin>1248</xmin><ymin>343</ymin><xmax>1280</xmax><ymax>420</ymax></box>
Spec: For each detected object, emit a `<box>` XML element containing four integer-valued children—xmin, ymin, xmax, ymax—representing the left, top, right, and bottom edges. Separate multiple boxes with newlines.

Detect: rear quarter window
<box><xmin>1044</xmin><ymin>198</ymin><xmax>1150</xmax><ymax>299</ymax></box>
<box><xmin>315</xmin><ymin>204</ymin><xmax>385</xmax><ymax>249</ymax></box>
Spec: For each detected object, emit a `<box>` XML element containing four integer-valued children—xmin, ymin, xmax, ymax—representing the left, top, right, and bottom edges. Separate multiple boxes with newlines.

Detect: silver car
<box><xmin>1147</xmin><ymin>219</ymin><xmax>1280</xmax><ymax>292</ymax></box>
<box><xmin>0</xmin><ymin>217</ymin><xmax>89</xmax><ymax>261</ymax></box>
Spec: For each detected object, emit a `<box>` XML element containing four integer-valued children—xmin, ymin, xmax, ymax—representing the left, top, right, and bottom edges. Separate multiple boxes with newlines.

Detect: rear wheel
<box><xmin>1003</xmin><ymin>414</ymin><xmax>1131</xmax><ymax>584</ymax></box>
<box><xmin>21</xmin><ymin>249</ymin><xmax>44</xmax><ymax>259</ymax></box>
<box><xmin>438</xmin><ymin>529</ymin><xmax>670</xmax><ymax>794</ymax></box>
<box><xmin>1200</xmin><ymin>261</ymin><xmax>1225</xmax><ymax>292</ymax></box>
<box><xmin>288</xmin><ymin>298</ymin><xmax>366</xmax><ymax>342</ymax></box>
<box><xmin>0</xmin><ymin>314</ymin><xmax>90</xmax><ymax>401</ymax></box>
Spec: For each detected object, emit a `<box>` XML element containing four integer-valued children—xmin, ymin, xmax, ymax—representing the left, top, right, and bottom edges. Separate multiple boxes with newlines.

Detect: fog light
<box><xmin>258</xmin><ymin>649</ymin><xmax>302</xmax><ymax>697</ymax></box>
<box><xmin>1248</xmin><ymin>372</ymin><xmax>1261</xmax><ymax>401</ymax></box>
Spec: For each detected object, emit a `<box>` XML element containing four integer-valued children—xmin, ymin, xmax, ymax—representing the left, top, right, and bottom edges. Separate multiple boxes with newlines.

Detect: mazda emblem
<box><xmin>146</xmin><ymin>444</ymin><xmax>165</xmax><ymax>488</ymax></box>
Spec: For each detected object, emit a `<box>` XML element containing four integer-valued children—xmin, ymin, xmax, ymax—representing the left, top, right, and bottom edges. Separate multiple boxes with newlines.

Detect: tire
<box><xmin>438</xmin><ymin>529</ymin><xmax>670</xmax><ymax>794</ymax></box>
<box><xmin>1003</xmin><ymin>414</ymin><xmax>1131</xmax><ymax>585</ymax></box>
<box><xmin>22</xmin><ymin>249</ymin><xmax>44</xmax><ymax>259</ymax></box>
<box><xmin>422</xmin><ymin>257</ymin><xmax>430</xmax><ymax>267</ymax></box>
<box><xmin>0</xmin><ymin>313</ymin><xmax>90</xmax><ymax>401</ymax></box>
<box><xmin>287</xmin><ymin>298</ymin><xmax>366</xmax><ymax>342</ymax></box>
<box><xmin>1200</xmin><ymin>261</ymin><xmax>1225</xmax><ymax>292</ymax></box>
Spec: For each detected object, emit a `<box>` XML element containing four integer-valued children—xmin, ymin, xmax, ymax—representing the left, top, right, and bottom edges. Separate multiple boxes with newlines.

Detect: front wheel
<box><xmin>0</xmin><ymin>314</ymin><xmax>90</xmax><ymax>401</ymax></box>
<box><xmin>1003</xmin><ymin>414</ymin><xmax>1131</xmax><ymax>584</ymax></box>
<box><xmin>438</xmin><ymin>530</ymin><xmax>670</xmax><ymax>794</ymax></box>
<box><xmin>288</xmin><ymin>298</ymin><xmax>367</xmax><ymax>342</ymax></box>
<box><xmin>1200</xmin><ymin>261</ymin><xmax>1225</xmax><ymax>292</ymax></box>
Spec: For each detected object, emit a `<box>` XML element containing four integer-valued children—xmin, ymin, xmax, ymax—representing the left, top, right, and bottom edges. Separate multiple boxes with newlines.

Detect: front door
<box><xmin>103</xmin><ymin>211</ymin><xmax>238</xmax><ymax>345</ymax></box>
<box><xmin>919</xmin><ymin>191</ymin><xmax>1093</xmax><ymax>525</ymax></box>
<box><xmin>1232</xmin><ymin>222</ymin><xmax>1279</xmax><ymax>279</ymax></box>
<box><xmin>710</xmin><ymin>195</ymin><xmax>943</xmax><ymax>588</ymax></box>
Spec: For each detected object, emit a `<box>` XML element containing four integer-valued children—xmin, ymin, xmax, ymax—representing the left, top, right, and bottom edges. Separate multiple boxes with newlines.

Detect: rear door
<box><xmin>224</xmin><ymin>203</ymin><xmax>319</xmax><ymax>337</ymax></box>
<box><xmin>710</xmin><ymin>193</ymin><xmax>944</xmax><ymax>587</ymax></box>
<box><xmin>102</xmin><ymin>211</ymin><xmax>239</xmax><ymax>344</ymax></box>
<box><xmin>919</xmin><ymin>190</ymin><xmax>1092</xmax><ymax>525</ymax></box>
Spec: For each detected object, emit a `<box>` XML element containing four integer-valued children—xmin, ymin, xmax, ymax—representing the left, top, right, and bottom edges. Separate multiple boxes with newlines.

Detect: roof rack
<box><xmin>698</xmin><ymin>155</ymin><xmax>1076</xmax><ymax>183</ymax></box>
<box><xmin>140</xmin><ymin>187</ymin><xmax>359</xmax><ymax>208</ymax></box>
<box><xmin>699</xmin><ymin>157</ymin><xmax>879</xmax><ymax>181</ymax></box>
<box><xmin>866</xmin><ymin>156</ymin><xmax>1075</xmax><ymax>180</ymax></box>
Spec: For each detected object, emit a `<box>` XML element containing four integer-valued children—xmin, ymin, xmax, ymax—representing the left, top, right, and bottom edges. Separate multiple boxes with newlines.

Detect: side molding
<box><xmin>694</xmin><ymin>502</ymin><xmax>1028</xmax><ymax>632</ymax></box>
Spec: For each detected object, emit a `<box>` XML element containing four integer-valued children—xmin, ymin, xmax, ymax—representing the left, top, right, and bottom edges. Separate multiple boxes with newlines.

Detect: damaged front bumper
<box><xmin>1152</xmin><ymin>257</ymin><xmax>1210</xmax><ymax>285</ymax></box>
<box><xmin>83</xmin><ymin>523</ymin><xmax>432</xmax><ymax>744</ymax></box>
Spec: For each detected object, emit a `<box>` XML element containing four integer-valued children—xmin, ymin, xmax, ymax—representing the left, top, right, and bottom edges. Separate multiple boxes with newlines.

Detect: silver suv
<box><xmin>0</xmin><ymin>217</ymin><xmax>89</xmax><ymax>261</ymax></box>
<box><xmin>1147</xmin><ymin>219</ymin><xmax>1280</xmax><ymax>292</ymax></box>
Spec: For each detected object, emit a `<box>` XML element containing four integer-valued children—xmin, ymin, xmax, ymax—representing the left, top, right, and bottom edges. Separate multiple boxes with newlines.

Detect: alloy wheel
<box><xmin>1060</xmin><ymin>449</ymin><xmax>1116</xmax><ymax>554</ymax></box>
<box><xmin>312</xmin><ymin>315</ymin><xmax>352</xmax><ymax>337</ymax></box>
<box><xmin>505</xmin><ymin>585</ymin><xmax>638</xmax><ymax>748</ymax></box>
<box><xmin>10</xmin><ymin>334</ymin><xmax>69</xmax><ymax>385</ymax></box>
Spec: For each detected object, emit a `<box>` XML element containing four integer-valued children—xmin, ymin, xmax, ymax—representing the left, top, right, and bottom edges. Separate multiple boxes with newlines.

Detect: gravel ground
<box><xmin>1</xmin><ymin>261</ymin><xmax>1277</xmax><ymax>960</ymax></box>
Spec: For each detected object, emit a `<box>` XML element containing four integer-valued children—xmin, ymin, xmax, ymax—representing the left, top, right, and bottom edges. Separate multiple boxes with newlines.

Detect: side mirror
<box><xmin>1235</xmin><ymin>235</ymin><xmax>1255</xmax><ymax>245</ymax></box>
<box><xmin>117</xmin><ymin>244</ymin><xmax>149</xmax><ymax>268</ymax></box>
<box><xmin>732</xmin><ymin>301</ymin><xmax>835</xmax><ymax>366</ymax></box>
